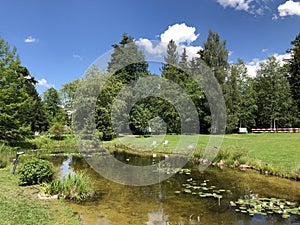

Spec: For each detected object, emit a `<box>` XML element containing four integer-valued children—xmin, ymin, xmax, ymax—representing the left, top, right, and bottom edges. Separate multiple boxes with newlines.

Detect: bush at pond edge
<box><xmin>18</xmin><ymin>158</ymin><xmax>54</xmax><ymax>185</ymax></box>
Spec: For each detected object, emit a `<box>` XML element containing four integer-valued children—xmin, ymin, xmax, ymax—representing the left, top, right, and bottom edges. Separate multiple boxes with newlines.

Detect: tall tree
<box><xmin>224</xmin><ymin>60</ymin><xmax>257</xmax><ymax>132</ymax></box>
<box><xmin>96</xmin><ymin>34</ymin><xmax>152</xmax><ymax>139</ymax></box>
<box><xmin>287</xmin><ymin>32</ymin><xmax>300</xmax><ymax>119</ymax></box>
<box><xmin>224</xmin><ymin>60</ymin><xmax>244</xmax><ymax>132</ymax></box>
<box><xmin>179</xmin><ymin>48</ymin><xmax>188</xmax><ymax>72</ymax></box>
<box><xmin>108</xmin><ymin>34</ymin><xmax>149</xmax><ymax>84</ymax></box>
<box><xmin>254</xmin><ymin>56</ymin><xmax>293</xmax><ymax>128</ymax></box>
<box><xmin>43</xmin><ymin>87</ymin><xmax>67</xmax><ymax>125</ymax></box>
<box><xmin>161</xmin><ymin>39</ymin><xmax>179</xmax><ymax>81</ymax></box>
<box><xmin>161</xmin><ymin>41</ymin><xmax>204</xmax><ymax>134</ymax></box>
<box><xmin>60</xmin><ymin>78</ymin><xmax>80</xmax><ymax>111</ymax></box>
<box><xmin>164</xmin><ymin>39</ymin><xmax>179</xmax><ymax>65</ymax></box>
<box><xmin>199</xmin><ymin>30</ymin><xmax>229</xmax><ymax>85</ymax></box>
<box><xmin>19</xmin><ymin>66</ymin><xmax>48</xmax><ymax>132</ymax></box>
<box><xmin>0</xmin><ymin>38</ymin><xmax>37</xmax><ymax>144</ymax></box>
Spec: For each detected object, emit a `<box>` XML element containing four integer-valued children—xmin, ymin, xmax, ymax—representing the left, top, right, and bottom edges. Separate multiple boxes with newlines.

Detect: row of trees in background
<box><xmin>0</xmin><ymin>30</ymin><xmax>300</xmax><ymax>145</ymax></box>
<box><xmin>87</xmin><ymin>31</ymin><xmax>300</xmax><ymax>139</ymax></box>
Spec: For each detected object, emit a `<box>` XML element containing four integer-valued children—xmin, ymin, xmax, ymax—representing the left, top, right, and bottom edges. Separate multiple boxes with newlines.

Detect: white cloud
<box><xmin>246</xmin><ymin>58</ymin><xmax>261</xmax><ymax>77</ymax></box>
<box><xmin>24</xmin><ymin>36</ymin><xmax>38</xmax><ymax>43</ymax></box>
<box><xmin>246</xmin><ymin>53</ymin><xmax>291</xmax><ymax>77</ymax></box>
<box><xmin>36</xmin><ymin>78</ymin><xmax>54</xmax><ymax>88</ymax></box>
<box><xmin>136</xmin><ymin>39</ymin><xmax>166</xmax><ymax>55</ymax></box>
<box><xmin>185</xmin><ymin>46</ymin><xmax>202</xmax><ymax>57</ymax></box>
<box><xmin>72</xmin><ymin>54</ymin><xmax>83</xmax><ymax>60</ymax></box>
<box><xmin>160</xmin><ymin>23</ymin><xmax>199</xmax><ymax>44</ymax></box>
<box><xmin>217</xmin><ymin>0</ymin><xmax>252</xmax><ymax>11</ymax></box>
<box><xmin>216</xmin><ymin>0</ymin><xmax>273</xmax><ymax>15</ymax></box>
<box><xmin>136</xmin><ymin>23</ymin><xmax>202</xmax><ymax>61</ymax></box>
<box><xmin>278</xmin><ymin>0</ymin><xmax>300</xmax><ymax>17</ymax></box>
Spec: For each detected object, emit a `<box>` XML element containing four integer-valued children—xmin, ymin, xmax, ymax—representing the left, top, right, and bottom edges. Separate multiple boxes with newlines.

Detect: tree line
<box><xmin>1</xmin><ymin>31</ymin><xmax>300</xmax><ymax>145</ymax></box>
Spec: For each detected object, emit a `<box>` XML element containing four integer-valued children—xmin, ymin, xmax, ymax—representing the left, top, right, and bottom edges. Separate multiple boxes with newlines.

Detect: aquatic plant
<box><xmin>175</xmin><ymin>168</ymin><xmax>231</xmax><ymax>204</ymax></box>
<box><xmin>41</xmin><ymin>172</ymin><xmax>94</xmax><ymax>201</ymax></box>
<box><xmin>230</xmin><ymin>197</ymin><xmax>300</xmax><ymax>218</ymax></box>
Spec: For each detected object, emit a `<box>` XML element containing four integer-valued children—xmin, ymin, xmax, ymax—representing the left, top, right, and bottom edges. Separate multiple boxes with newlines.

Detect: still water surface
<box><xmin>49</xmin><ymin>154</ymin><xmax>300</xmax><ymax>225</ymax></box>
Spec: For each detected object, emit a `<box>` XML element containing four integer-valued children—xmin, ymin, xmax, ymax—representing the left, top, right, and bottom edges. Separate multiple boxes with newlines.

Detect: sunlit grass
<box><xmin>0</xmin><ymin>167</ymin><xmax>81</xmax><ymax>225</ymax></box>
<box><xmin>103</xmin><ymin>133</ymin><xmax>300</xmax><ymax>172</ymax></box>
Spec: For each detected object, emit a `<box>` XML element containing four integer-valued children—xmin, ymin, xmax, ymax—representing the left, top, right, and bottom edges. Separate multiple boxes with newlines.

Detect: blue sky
<box><xmin>0</xmin><ymin>0</ymin><xmax>299</xmax><ymax>94</ymax></box>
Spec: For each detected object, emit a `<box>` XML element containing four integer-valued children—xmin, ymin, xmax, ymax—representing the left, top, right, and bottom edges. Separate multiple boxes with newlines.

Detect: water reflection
<box><xmin>48</xmin><ymin>154</ymin><xmax>300</xmax><ymax>225</ymax></box>
<box><xmin>60</xmin><ymin>155</ymin><xmax>75</xmax><ymax>178</ymax></box>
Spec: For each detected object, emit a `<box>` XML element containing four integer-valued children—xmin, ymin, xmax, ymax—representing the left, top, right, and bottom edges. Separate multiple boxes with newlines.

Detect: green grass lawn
<box><xmin>0</xmin><ymin>167</ymin><xmax>81</xmax><ymax>225</ymax></box>
<box><xmin>222</xmin><ymin>133</ymin><xmax>300</xmax><ymax>171</ymax></box>
<box><xmin>103</xmin><ymin>133</ymin><xmax>300</xmax><ymax>171</ymax></box>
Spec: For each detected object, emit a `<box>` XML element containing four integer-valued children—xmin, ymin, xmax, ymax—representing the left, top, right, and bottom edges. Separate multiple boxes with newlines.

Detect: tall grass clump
<box><xmin>41</xmin><ymin>172</ymin><xmax>94</xmax><ymax>201</ymax></box>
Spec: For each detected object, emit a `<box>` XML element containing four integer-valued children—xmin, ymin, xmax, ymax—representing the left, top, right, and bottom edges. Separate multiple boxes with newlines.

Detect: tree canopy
<box><xmin>0</xmin><ymin>38</ymin><xmax>46</xmax><ymax>145</ymax></box>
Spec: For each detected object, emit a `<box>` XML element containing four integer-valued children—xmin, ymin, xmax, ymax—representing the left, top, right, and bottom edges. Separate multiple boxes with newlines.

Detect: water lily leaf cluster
<box><xmin>230</xmin><ymin>197</ymin><xmax>300</xmax><ymax>218</ymax></box>
<box><xmin>175</xmin><ymin>168</ymin><xmax>230</xmax><ymax>200</ymax></box>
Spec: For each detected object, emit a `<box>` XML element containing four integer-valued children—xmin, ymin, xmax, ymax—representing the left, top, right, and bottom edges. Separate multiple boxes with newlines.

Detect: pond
<box><xmin>49</xmin><ymin>153</ymin><xmax>300</xmax><ymax>225</ymax></box>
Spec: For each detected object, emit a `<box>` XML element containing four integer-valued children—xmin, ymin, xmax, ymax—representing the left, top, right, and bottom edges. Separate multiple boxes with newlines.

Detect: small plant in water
<box><xmin>230</xmin><ymin>196</ymin><xmax>300</xmax><ymax>218</ymax></box>
<box><xmin>41</xmin><ymin>172</ymin><xmax>94</xmax><ymax>201</ymax></box>
<box><xmin>175</xmin><ymin>168</ymin><xmax>231</xmax><ymax>204</ymax></box>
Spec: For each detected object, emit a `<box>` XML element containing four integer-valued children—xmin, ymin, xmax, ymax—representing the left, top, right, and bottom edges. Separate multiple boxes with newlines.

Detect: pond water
<box><xmin>49</xmin><ymin>154</ymin><xmax>300</xmax><ymax>225</ymax></box>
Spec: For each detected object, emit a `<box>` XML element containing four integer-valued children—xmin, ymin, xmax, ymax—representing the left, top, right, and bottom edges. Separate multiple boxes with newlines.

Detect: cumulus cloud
<box><xmin>278</xmin><ymin>0</ymin><xmax>300</xmax><ymax>17</ymax></box>
<box><xmin>246</xmin><ymin>53</ymin><xmax>291</xmax><ymax>77</ymax></box>
<box><xmin>136</xmin><ymin>23</ymin><xmax>202</xmax><ymax>61</ymax></box>
<box><xmin>36</xmin><ymin>78</ymin><xmax>54</xmax><ymax>88</ymax></box>
<box><xmin>160</xmin><ymin>23</ymin><xmax>199</xmax><ymax>44</ymax></box>
<box><xmin>24</xmin><ymin>36</ymin><xmax>38</xmax><ymax>43</ymax></box>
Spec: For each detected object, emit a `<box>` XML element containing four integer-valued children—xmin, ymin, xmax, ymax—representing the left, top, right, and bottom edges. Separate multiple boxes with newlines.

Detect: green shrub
<box><xmin>41</xmin><ymin>172</ymin><xmax>94</xmax><ymax>201</ymax></box>
<box><xmin>18</xmin><ymin>158</ymin><xmax>54</xmax><ymax>185</ymax></box>
<box><xmin>49</xmin><ymin>123</ymin><xmax>65</xmax><ymax>140</ymax></box>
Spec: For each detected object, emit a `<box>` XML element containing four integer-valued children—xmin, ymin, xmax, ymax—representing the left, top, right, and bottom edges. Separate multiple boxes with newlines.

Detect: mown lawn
<box><xmin>222</xmin><ymin>133</ymin><xmax>300</xmax><ymax>171</ymax></box>
<box><xmin>103</xmin><ymin>133</ymin><xmax>300</xmax><ymax>171</ymax></box>
<box><xmin>0</xmin><ymin>167</ymin><xmax>81</xmax><ymax>225</ymax></box>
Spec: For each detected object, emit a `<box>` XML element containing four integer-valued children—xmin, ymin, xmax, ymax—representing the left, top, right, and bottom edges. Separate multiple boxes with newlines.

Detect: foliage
<box><xmin>199</xmin><ymin>30</ymin><xmax>229</xmax><ymax>85</ymax></box>
<box><xmin>73</xmin><ymin>31</ymin><xmax>300</xmax><ymax>141</ymax></box>
<box><xmin>93</xmin><ymin>34</ymin><xmax>151</xmax><ymax>140</ymax></box>
<box><xmin>18</xmin><ymin>158</ymin><xmax>54</xmax><ymax>185</ymax></box>
<box><xmin>41</xmin><ymin>172</ymin><xmax>94</xmax><ymax>201</ymax></box>
<box><xmin>254</xmin><ymin>56</ymin><xmax>294</xmax><ymax>128</ymax></box>
<box><xmin>60</xmin><ymin>78</ymin><xmax>80</xmax><ymax>111</ymax></box>
<box><xmin>287</xmin><ymin>32</ymin><xmax>300</xmax><ymax>120</ymax></box>
<box><xmin>108</xmin><ymin>33</ymin><xmax>149</xmax><ymax>84</ymax></box>
<box><xmin>43</xmin><ymin>87</ymin><xmax>68</xmax><ymax>126</ymax></box>
<box><xmin>48</xmin><ymin>122</ymin><xmax>65</xmax><ymax>140</ymax></box>
<box><xmin>161</xmin><ymin>41</ymin><xmax>205</xmax><ymax>133</ymax></box>
<box><xmin>0</xmin><ymin>38</ymin><xmax>38</xmax><ymax>145</ymax></box>
<box><xmin>224</xmin><ymin>60</ymin><xmax>257</xmax><ymax>132</ymax></box>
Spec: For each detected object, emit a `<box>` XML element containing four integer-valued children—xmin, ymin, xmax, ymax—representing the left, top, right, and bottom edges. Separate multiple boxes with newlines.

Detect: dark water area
<box><xmin>49</xmin><ymin>153</ymin><xmax>300</xmax><ymax>225</ymax></box>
